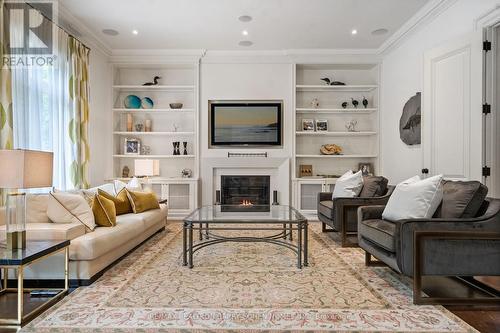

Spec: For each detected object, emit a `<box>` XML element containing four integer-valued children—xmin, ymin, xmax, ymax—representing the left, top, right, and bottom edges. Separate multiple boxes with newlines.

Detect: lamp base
<box><xmin>7</xmin><ymin>231</ymin><xmax>26</xmax><ymax>250</ymax></box>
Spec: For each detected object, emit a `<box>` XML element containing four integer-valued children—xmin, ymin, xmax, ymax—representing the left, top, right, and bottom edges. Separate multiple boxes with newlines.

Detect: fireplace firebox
<box><xmin>221</xmin><ymin>175</ymin><xmax>270</xmax><ymax>212</ymax></box>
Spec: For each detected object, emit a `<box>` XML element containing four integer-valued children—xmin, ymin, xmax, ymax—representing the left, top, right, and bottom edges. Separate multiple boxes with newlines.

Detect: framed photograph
<box><xmin>315</xmin><ymin>119</ymin><xmax>328</xmax><ymax>132</ymax></box>
<box><xmin>358</xmin><ymin>162</ymin><xmax>374</xmax><ymax>176</ymax></box>
<box><xmin>124</xmin><ymin>138</ymin><xmax>141</xmax><ymax>155</ymax></box>
<box><xmin>302</xmin><ymin>119</ymin><xmax>315</xmax><ymax>131</ymax></box>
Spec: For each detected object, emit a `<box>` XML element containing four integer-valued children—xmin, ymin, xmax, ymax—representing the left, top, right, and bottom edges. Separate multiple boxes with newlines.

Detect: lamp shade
<box><xmin>134</xmin><ymin>159</ymin><xmax>160</xmax><ymax>177</ymax></box>
<box><xmin>0</xmin><ymin>149</ymin><xmax>53</xmax><ymax>189</ymax></box>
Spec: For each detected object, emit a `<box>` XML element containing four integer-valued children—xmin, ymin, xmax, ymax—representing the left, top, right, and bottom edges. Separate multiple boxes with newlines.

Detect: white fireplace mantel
<box><xmin>200</xmin><ymin>157</ymin><xmax>290</xmax><ymax>206</ymax></box>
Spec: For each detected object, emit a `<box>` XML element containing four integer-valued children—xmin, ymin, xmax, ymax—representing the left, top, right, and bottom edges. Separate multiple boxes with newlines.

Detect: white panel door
<box><xmin>423</xmin><ymin>32</ymin><xmax>483</xmax><ymax>180</ymax></box>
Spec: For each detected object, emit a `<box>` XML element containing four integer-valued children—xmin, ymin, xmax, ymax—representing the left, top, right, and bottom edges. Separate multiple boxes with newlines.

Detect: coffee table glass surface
<box><xmin>184</xmin><ymin>205</ymin><xmax>306</xmax><ymax>223</ymax></box>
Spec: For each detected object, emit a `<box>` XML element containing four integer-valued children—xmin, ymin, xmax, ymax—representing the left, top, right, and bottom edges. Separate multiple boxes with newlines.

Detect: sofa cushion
<box><xmin>359</xmin><ymin>219</ymin><xmax>396</xmax><ymax>252</ymax></box>
<box><xmin>318</xmin><ymin>200</ymin><xmax>334</xmax><ymax>219</ymax></box>
<box><xmin>69</xmin><ymin>214</ymin><xmax>145</xmax><ymax>261</ymax></box>
<box><xmin>98</xmin><ymin>188</ymin><xmax>133</xmax><ymax>215</ymax></box>
<box><xmin>359</xmin><ymin>176</ymin><xmax>388</xmax><ymax>198</ymax></box>
<box><xmin>435</xmin><ymin>181</ymin><xmax>488</xmax><ymax>218</ymax></box>
<box><xmin>332</xmin><ymin>170</ymin><xmax>364</xmax><ymax>198</ymax></box>
<box><xmin>382</xmin><ymin>175</ymin><xmax>443</xmax><ymax>221</ymax></box>
<box><xmin>0</xmin><ymin>222</ymin><xmax>85</xmax><ymax>241</ymax></box>
<box><xmin>126</xmin><ymin>190</ymin><xmax>160</xmax><ymax>213</ymax></box>
<box><xmin>93</xmin><ymin>194</ymin><xmax>117</xmax><ymax>227</ymax></box>
<box><xmin>47</xmin><ymin>192</ymin><xmax>96</xmax><ymax>231</ymax></box>
<box><xmin>26</xmin><ymin>194</ymin><xmax>50</xmax><ymax>223</ymax></box>
<box><xmin>139</xmin><ymin>205</ymin><xmax>168</xmax><ymax>229</ymax></box>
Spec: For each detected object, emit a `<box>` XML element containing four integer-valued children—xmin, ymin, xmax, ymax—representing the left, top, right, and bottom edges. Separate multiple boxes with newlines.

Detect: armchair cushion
<box><xmin>435</xmin><ymin>180</ymin><xmax>488</xmax><ymax>218</ymax></box>
<box><xmin>332</xmin><ymin>170</ymin><xmax>364</xmax><ymax>198</ymax></box>
<box><xmin>318</xmin><ymin>200</ymin><xmax>334</xmax><ymax>219</ymax></box>
<box><xmin>359</xmin><ymin>219</ymin><xmax>396</xmax><ymax>252</ymax></box>
<box><xmin>359</xmin><ymin>176</ymin><xmax>388</xmax><ymax>197</ymax></box>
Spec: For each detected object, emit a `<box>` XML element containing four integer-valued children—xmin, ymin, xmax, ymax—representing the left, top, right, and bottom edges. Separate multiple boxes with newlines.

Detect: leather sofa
<box><xmin>0</xmin><ymin>193</ymin><xmax>167</xmax><ymax>285</ymax></box>
<box><xmin>317</xmin><ymin>176</ymin><xmax>394</xmax><ymax>246</ymax></box>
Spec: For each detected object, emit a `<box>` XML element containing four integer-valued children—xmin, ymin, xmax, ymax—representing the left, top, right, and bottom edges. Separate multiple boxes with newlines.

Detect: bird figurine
<box><xmin>143</xmin><ymin>76</ymin><xmax>161</xmax><ymax>86</ymax></box>
<box><xmin>362</xmin><ymin>96</ymin><xmax>368</xmax><ymax>108</ymax></box>
<box><xmin>341</xmin><ymin>102</ymin><xmax>348</xmax><ymax>109</ymax></box>
<box><xmin>351</xmin><ymin>98</ymin><xmax>359</xmax><ymax>108</ymax></box>
<box><xmin>320</xmin><ymin>77</ymin><xmax>346</xmax><ymax>86</ymax></box>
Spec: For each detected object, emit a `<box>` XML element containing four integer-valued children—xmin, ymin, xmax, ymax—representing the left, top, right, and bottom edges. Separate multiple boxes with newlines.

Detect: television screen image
<box><xmin>210</xmin><ymin>102</ymin><xmax>282</xmax><ymax>146</ymax></box>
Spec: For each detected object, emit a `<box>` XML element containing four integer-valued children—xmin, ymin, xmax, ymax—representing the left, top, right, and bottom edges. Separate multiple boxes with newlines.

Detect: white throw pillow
<box><xmin>382</xmin><ymin>174</ymin><xmax>444</xmax><ymax>221</ymax></box>
<box><xmin>26</xmin><ymin>194</ymin><xmax>50</xmax><ymax>223</ymax></box>
<box><xmin>86</xmin><ymin>183</ymin><xmax>116</xmax><ymax>196</ymax></box>
<box><xmin>332</xmin><ymin>170</ymin><xmax>364</xmax><ymax>198</ymax></box>
<box><xmin>114</xmin><ymin>177</ymin><xmax>142</xmax><ymax>193</ymax></box>
<box><xmin>47</xmin><ymin>192</ymin><xmax>96</xmax><ymax>231</ymax></box>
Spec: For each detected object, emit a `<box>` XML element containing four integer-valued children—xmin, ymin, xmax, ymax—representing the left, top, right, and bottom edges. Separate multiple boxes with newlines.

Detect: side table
<box><xmin>0</xmin><ymin>240</ymin><xmax>70</xmax><ymax>326</ymax></box>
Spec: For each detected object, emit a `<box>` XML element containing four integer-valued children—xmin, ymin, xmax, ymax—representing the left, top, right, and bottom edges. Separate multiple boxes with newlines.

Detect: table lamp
<box><xmin>134</xmin><ymin>159</ymin><xmax>160</xmax><ymax>190</ymax></box>
<box><xmin>0</xmin><ymin>150</ymin><xmax>53</xmax><ymax>249</ymax></box>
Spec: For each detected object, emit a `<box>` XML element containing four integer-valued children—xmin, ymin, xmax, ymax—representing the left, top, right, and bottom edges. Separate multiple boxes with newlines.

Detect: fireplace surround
<box><xmin>221</xmin><ymin>175</ymin><xmax>270</xmax><ymax>212</ymax></box>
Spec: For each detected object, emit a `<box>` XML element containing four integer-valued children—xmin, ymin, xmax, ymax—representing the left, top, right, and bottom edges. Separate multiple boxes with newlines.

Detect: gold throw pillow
<box><xmin>126</xmin><ymin>190</ymin><xmax>160</xmax><ymax>213</ymax></box>
<box><xmin>92</xmin><ymin>194</ymin><xmax>117</xmax><ymax>227</ymax></box>
<box><xmin>98</xmin><ymin>188</ymin><xmax>132</xmax><ymax>215</ymax></box>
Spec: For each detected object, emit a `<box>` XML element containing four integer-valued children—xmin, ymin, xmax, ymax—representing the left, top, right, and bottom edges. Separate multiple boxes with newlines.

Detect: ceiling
<box><xmin>60</xmin><ymin>0</ymin><xmax>429</xmax><ymax>51</ymax></box>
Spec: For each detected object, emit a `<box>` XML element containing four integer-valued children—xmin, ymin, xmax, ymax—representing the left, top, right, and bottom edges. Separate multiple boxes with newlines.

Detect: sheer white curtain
<box><xmin>11</xmin><ymin>16</ymin><xmax>74</xmax><ymax>190</ymax></box>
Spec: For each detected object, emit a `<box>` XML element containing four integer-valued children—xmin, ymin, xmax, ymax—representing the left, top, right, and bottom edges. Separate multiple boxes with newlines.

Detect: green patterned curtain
<box><xmin>0</xmin><ymin>0</ymin><xmax>13</xmax><ymax>205</ymax></box>
<box><xmin>68</xmin><ymin>37</ymin><xmax>90</xmax><ymax>189</ymax></box>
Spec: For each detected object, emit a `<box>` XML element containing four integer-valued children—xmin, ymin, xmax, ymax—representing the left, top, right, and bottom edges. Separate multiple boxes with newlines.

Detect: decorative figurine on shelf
<box><xmin>126</xmin><ymin>114</ymin><xmax>133</xmax><ymax>131</ymax></box>
<box><xmin>145</xmin><ymin>119</ymin><xmax>152</xmax><ymax>132</ymax></box>
<box><xmin>345</xmin><ymin>120</ymin><xmax>358</xmax><ymax>132</ymax></box>
<box><xmin>341</xmin><ymin>101</ymin><xmax>348</xmax><ymax>109</ymax></box>
<box><xmin>299</xmin><ymin>164</ymin><xmax>313</xmax><ymax>177</ymax></box>
<box><xmin>362</xmin><ymin>96</ymin><xmax>369</xmax><ymax>108</ymax></box>
<box><xmin>183</xmin><ymin>141</ymin><xmax>188</xmax><ymax>155</ymax></box>
<box><xmin>310</xmin><ymin>98</ymin><xmax>320</xmax><ymax>109</ymax></box>
<box><xmin>142</xmin><ymin>76</ymin><xmax>161</xmax><ymax>86</ymax></box>
<box><xmin>141</xmin><ymin>145</ymin><xmax>151</xmax><ymax>155</ymax></box>
<box><xmin>172</xmin><ymin>123</ymin><xmax>179</xmax><ymax>132</ymax></box>
<box><xmin>320</xmin><ymin>144</ymin><xmax>343</xmax><ymax>155</ymax></box>
<box><xmin>172</xmin><ymin>142</ymin><xmax>181</xmax><ymax>155</ymax></box>
<box><xmin>320</xmin><ymin>77</ymin><xmax>346</xmax><ymax>85</ymax></box>
<box><xmin>135</xmin><ymin>124</ymin><xmax>144</xmax><ymax>132</ymax></box>
<box><xmin>181</xmin><ymin>168</ymin><xmax>193</xmax><ymax>178</ymax></box>
<box><xmin>351</xmin><ymin>98</ymin><xmax>359</xmax><ymax>108</ymax></box>
<box><xmin>122</xmin><ymin>166</ymin><xmax>130</xmax><ymax>178</ymax></box>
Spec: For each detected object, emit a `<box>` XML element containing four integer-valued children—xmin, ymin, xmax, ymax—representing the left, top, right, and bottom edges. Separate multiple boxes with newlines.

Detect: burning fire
<box><xmin>240</xmin><ymin>200</ymin><xmax>253</xmax><ymax>206</ymax></box>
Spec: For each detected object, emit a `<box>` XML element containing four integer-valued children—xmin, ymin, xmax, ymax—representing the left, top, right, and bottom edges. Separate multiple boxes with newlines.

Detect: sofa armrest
<box><xmin>318</xmin><ymin>192</ymin><xmax>332</xmax><ymax>202</ymax></box>
<box><xmin>357</xmin><ymin>205</ymin><xmax>385</xmax><ymax>222</ymax></box>
<box><xmin>0</xmin><ymin>207</ymin><xmax>4</xmax><ymax>226</ymax></box>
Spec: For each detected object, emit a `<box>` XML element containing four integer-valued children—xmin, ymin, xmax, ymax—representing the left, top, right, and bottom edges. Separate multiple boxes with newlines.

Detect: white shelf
<box><xmin>113</xmin><ymin>155</ymin><xmax>195</xmax><ymax>159</ymax></box>
<box><xmin>296</xmin><ymin>85</ymin><xmax>378</xmax><ymax>92</ymax></box>
<box><xmin>296</xmin><ymin>154</ymin><xmax>378</xmax><ymax>158</ymax></box>
<box><xmin>296</xmin><ymin>108</ymin><xmax>377</xmax><ymax>114</ymax></box>
<box><xmin>113</xmin><ymin>131</ymin><xmax>194</xmax><ymax>136</ymax></box>
<box><xmin>112</xmin><ymin>85</ymin><xmax>195</xmax><ymax>91</ymax></box>
<box><xmin>296</xmin><ymin>131</ymin><xmax>377</xmax><ymax>136</ymax></box>
<box><xmin>113</xmin><ymin>108</ymin><xmax>194</xmax><ymax>113</ymax></box>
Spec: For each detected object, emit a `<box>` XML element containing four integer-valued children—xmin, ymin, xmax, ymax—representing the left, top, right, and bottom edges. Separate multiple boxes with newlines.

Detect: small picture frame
<box><xmin>124</xmin><ymin>138</ymin><xmax>141</xmax><ymax>155</ymax></box>
<box><xmin>315</xmin><ymin>119</ymin><xmax>328</xmax><ymax>132</ymax></box>
<box><xmin>358</xmin><ymin>162</ymin><xmax>374</xmax><ymax>176</ymax></box>
<box><xmin>302</xmin><ymin>119</ymin><xmax>315</xmax><ymax>131</ymax></box>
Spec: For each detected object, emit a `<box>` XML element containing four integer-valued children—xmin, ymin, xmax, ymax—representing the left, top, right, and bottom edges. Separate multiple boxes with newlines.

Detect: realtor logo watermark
<box><xmin>2</xmin><ymin>0</ymin><xmax>58</xmax><ymax>67</ymax></box>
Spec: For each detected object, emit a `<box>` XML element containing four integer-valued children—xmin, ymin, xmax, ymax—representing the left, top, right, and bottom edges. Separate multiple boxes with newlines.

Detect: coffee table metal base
<box><xmin>182</xmin><ymin>222</ymin><xmax>308</xmax><ymax>269</ymax></box>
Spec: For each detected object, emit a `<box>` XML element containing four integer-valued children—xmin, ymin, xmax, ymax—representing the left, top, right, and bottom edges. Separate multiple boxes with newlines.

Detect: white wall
<box><xmin>380</xmin><ymin>0</ymin><xmax>499</xmax><ymax>183</ymax></box>
<box><xmin>88</xmin><ymin>48</ymin><xmax>111</xmax><ymax>186</ymax></box>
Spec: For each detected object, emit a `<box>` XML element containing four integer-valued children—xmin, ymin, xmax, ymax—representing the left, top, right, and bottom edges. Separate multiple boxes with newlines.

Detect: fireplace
<box><xmin>221</xmin><ymin>175</ymin><xmax>270</xmax><ymax>212</ymax></box>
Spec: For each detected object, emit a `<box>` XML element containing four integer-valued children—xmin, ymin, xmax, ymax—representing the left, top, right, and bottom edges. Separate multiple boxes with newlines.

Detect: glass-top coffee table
<box><xmin>183</xmin><ymin>205</ymin><xmax>308</xmax><ymax>269</ymax></box>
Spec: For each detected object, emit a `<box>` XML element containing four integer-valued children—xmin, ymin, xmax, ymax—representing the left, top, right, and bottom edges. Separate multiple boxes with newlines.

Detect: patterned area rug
<box><xmin>23</xmin><ymin>224</ymin><xmax>476</xmax><ymax>332</ymax></box>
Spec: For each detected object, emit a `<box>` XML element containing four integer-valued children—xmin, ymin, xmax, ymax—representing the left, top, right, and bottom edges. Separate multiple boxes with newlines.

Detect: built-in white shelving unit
<box><xmin>111</xmin><ymin>63</ymin><xmax>200</xmax><ymax>218</ymax></box>
<box><xmin>292</xmin><ymin>63</ymin><xmax>380</xmax><ymax>218</ymax></box>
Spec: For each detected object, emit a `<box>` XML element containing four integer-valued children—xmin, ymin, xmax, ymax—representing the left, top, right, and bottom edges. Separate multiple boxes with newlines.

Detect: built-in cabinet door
<box><xmin>423</xmin><ymin>32</ymin><xmax>483</xmax><ymax>180</ymax></box>
<box><xmin>298</xmin><ymin>182</ymin><xmax>324</xmax><ymax>212</ymax></box>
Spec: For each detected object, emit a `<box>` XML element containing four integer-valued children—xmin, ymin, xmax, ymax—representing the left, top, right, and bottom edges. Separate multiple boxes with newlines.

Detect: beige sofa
<box><xmin>0</xmin><ymin>194</ymin><xmax>167</xmax><ymax>285</ymax></box>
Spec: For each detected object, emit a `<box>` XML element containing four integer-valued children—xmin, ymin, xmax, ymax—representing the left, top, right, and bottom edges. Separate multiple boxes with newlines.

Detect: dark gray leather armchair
<box><xmin>317</xmin><ymin>176</ymin><xmax>394</xmax><ymax>247</ymax></box>
<box><xmin>358</xmin><ymin>181</ymin><xmax>500</xmax><ymax>305</ymax></box>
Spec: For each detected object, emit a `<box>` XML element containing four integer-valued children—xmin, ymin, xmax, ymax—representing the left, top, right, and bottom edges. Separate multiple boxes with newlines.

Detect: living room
<box><xmin>0</xmin><ymin>0</ymin><xmax>499</xmax><ymax>332</ymax></box>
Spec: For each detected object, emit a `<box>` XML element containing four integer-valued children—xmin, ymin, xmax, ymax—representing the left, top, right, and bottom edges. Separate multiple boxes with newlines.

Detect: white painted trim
<box><xmin>376</xmin><ymin>0</ymin><xmax>459</xmax><ymax>55</ymax></box>
<box><xmin>474</xmin><ymin>5</ymin><xmax>500</xmax><ymax>30</ymax></box>
<box><xmin>57</xmin><ymin>3</ymin><xmax>112</xmax><ymax>56</ymax></box>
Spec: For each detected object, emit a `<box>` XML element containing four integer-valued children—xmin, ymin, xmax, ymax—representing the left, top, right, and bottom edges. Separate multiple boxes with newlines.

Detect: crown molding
<box><xmin>57</xmin><ymin>2</ymin><xmax>112</xmax><ymax>56</ymax></box>
<box><xmin>109</xmin><ymin>49</ymin><xmax>205</xmax><ymax>64</ymax></box>
<box><xmin>474</xmin><ymin>5</ymin><xmax>500</xmax><ymax>29</ymax></box>
<box><xmin>376</xmin><ymin>0</ymin><xmax>459</xmax><ymax>55</ymax></box>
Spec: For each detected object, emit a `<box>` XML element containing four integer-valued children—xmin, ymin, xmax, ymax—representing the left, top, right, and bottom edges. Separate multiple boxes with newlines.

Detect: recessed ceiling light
<box><xmin>239</xmin><ymin>40</ymin><xmax>253</xmax><ymax>47</ymax></box>
<box><xmin>371</xmin><ymin>28</ymin><xmax>389</xmax><ymax>36</ymax></box>
<box><xmin>132</xmin><ymin>29</ymin><xmax>139</xmax><ymax>35</ymax></box>
<box><xmin>351</xmin><ymin>29</ymin><xmax>357</xmax><ymax>35</ymax></box>
<box><xmin>102</xmin><ymin>29</ymin><xmax>119</xmax><ymax>36</ymax></box>
<box><xmin>242</xmin><ymin>30</ymin><xmax>249</xmax><ymax>36</ymax></box>
<box><xmin>238</xmin><ymin>15</ymin><xmax>252</xmax><ymax>22</ymax></box>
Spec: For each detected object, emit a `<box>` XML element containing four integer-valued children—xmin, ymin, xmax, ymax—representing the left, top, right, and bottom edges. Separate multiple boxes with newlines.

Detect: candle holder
<box><xmin>183</xmin><ymin>142</ymin><xmax>188</xmax><ymax>155</ymax></box>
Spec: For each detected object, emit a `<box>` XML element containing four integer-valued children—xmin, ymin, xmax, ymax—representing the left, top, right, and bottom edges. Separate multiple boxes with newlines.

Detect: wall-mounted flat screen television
<box><xmin>210</xmin><ymin>102</ymin><xmax>282</xmax><ymax>146</ymax></box>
